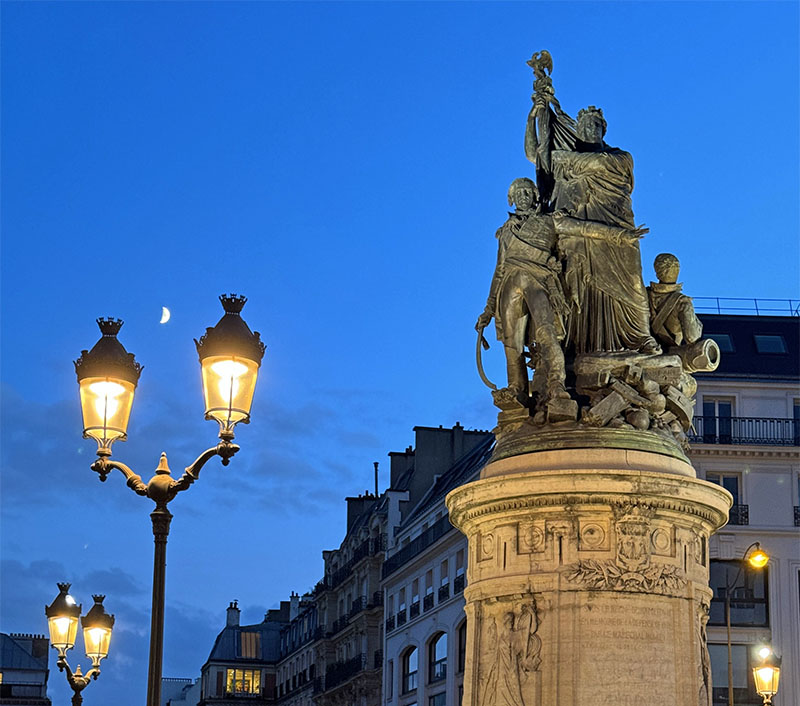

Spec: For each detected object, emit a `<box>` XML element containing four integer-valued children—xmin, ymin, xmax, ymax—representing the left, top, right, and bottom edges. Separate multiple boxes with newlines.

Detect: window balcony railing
<box><xmin>382</xmin><ymin>516</ymin><xmax>455</xmax><ymax>578</ymax></box>
<box><xmin>326</xmin><ymin>533</ymin><xmax>388</xmax><ymax>589</ymax></box>
<box><xmin>454</xmin><ymin>574</ymin><xmax>465</xmax><ymax>594</ymax></box>
<box><xmin>385</xmin><ymin>615</ymin><xmax>395</xmax><ymax>632</ymax></box>
<box><xmin>728</xmin><ymin>504</ymin><xmax>749</xmax><ymax>526</ymax></box>
<box><xmin>689</xmin><ymin>416</ymin><xmax>799</xmax><ymax>446</ymax></box>
<box><xmin>423</xmin><ymin>593</ymin><xmax>434</xmax><ymax>612</ymax></box>
<box><xmin>410</xmin><ymin>601</ymin><xmax>420</xmax><ymax>618</ymax></box>
<box><xmin>325</xmin><ymin>653</ymin><xmax>366</xmax><ymax>691</ymax></box>
<box><xmin>396</xmin><ymin>609</ymin><xmax>407</xmax><ymax>627</ymax></box>
<box><xmin>349</xmin><ymin>596</ymin><xmax>367</xmax><ymax>618</ymax></box>
<box><xmin>331</xmin><ymin>615</ymin><xmax>349</xmax><ymax>635</ymax></box>
<box><xmin>438</xmin><ymin>583</ymin><xmax>450</xmax><ymax>601</ymax></box>
<box><xmin>794</xmin><ymin>506</ymin><xmax>800</xmax><ymax>527</ymax></box>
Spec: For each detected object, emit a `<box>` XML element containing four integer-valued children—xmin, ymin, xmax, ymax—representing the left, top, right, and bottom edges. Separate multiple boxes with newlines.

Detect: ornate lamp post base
<box><xmin>446</xmin><ymin>447</ymin><xmax>731</xmax><ymax>706</ymax></box>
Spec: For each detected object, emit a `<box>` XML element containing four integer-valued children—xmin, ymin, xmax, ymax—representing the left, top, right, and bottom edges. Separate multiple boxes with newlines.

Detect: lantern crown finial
<box><xmin>219</xmin><ymin>294</ymin><xmax>247</xmax><ymax>315</ymax></box>
<box><xmin>195</xmin><ymin>294</ymin><xmax>265</xmax><ymax>363</ymax></box>
<box><xmin>96</xmin><ymin>318</ymin><xmax>124</xmax><ymax>337</ymax></box>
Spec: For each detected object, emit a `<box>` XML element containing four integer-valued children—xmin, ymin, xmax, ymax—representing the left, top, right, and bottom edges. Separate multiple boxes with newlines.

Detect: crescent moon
<box><xmin>160</xmin><ymin>306</ymin><xmax>171</xmax><ymax>324</ymax></box>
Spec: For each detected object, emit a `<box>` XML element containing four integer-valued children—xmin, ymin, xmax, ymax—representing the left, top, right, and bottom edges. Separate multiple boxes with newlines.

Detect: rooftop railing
<box><xmin>694</xmin><ymin>297</ymin><xmax>800</xmax><ymax>316</ymax></box>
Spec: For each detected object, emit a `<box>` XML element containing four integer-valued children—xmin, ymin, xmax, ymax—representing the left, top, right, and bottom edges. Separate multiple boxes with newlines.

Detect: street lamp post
<box><xmin>45</xmin><ymin>583</ymin><xmax>114</xmax><ymax>706</ymax></box>
<box><xmin>74</xmin><ymin>294</ymin><xmax>264</xmax><ymax>706</ymax></box>
<box><xmin>723</xmin><ymin>542</ymin><xmax>770</xmax><ymax>706</ymax></box>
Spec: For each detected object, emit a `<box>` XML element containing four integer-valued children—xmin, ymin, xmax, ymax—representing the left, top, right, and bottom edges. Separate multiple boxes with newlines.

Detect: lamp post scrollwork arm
<box><xmin>74</xmin><ymin>294</ymin><xmax>264</xmax><ymax>706</ymax></box>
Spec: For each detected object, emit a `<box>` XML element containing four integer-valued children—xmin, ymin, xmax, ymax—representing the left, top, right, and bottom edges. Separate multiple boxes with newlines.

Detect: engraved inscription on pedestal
<box><xmin>576</xmin><ymin>597</ymin><xmax>676</xmax><ymax>706</ymax></box>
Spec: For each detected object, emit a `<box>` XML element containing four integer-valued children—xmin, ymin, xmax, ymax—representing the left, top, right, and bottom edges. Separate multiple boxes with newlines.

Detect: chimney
<box><xmin>226</xmin><ymin>600</ymin><xmax>240</xmax><ymax>627</ymax></box>
<box><xmin>290</xmin><ymin>592</ymin><xmax>300</xmax><ymax>620</ymax></box>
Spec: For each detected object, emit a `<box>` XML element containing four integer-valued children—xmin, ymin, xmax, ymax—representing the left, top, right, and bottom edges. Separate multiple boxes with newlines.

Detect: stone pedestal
<box><xmin>445</xmin><ymin>447</ymin><xmax>731</xmax><ymax>706</ymax></box>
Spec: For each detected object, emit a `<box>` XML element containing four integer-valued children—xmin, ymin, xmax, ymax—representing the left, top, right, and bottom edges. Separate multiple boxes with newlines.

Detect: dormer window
<box><xmin>754</xmin><ymin>334</ymin><xmax>787</xmax><ymax>354</ymax></box>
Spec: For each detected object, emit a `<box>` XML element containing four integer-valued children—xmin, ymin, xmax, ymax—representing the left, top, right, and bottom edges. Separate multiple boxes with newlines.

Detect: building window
<box><xmin>429</xmin><ymin>692</ymin><xmax>446</xmax><ymax>706</ymax></box>
<box><xmin>226</xmin><ymin>669</ymin><xmax>261</xmax><ymax>695</ymax></box>
<box><xmin>429</xmin><ymin>632</ymin><xmax>447</xmax><ymax>683</ymax></box>
<box><xmin>709</xmin><ymin>560</ymin><xmax>769</xmax><ymax>627</ymax></box>
<box><xmin>402</xmin><ymin>647</ymin><xmax>418</xmax><ymax>693</ymax></box>
<box><xmin>702</xmin><ymin>398</ymin><xmax>734</xmax><ymax>443</ymax></box>
<box><xmin>457</xmin><ymin>621</ymin><xmax>467</xmax><ymax>673</ymax></box>
<box><xmin>705</xmin><ymin>473</ymin><xmax>748</xmax><ymax>524</ymax></box>
<box><xmin>709</xmin><ymin>644</ymin><xmax>760</xmax><ymax>704</ymax></box>
<box><xmin>753</xmin><ymin>334</ymin><xmax>787</xmax><ymax>354</ymax></box>
<box><xmin>706</xmin><ymin>333</ymin><xmax>735</xmax><ymax>353</ymax></box>
<box><xmin>239</xmin><ymin>631</ymin><xmax>261</xmax><ymax>658</ymax></box>
<box><xmin>440</xmin><ymin>559</ymin><xmax>449</xmax><ymax>587</ymax></box>
<box><xmin>387</xmin><ymin>659</ymin><xmax>393</xmax><ymax>699</ymax></box>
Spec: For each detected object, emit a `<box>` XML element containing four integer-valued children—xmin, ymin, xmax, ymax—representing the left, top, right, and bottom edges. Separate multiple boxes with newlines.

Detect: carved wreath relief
<box><xmin>479</xmin><ymin>598</ymin><xmax>542</xmax><ymax>706</ymax></box>
<box><xmin>565</xmin><ymin>507</ymin><xmax>685</xmax><ymax>594</ymax></box>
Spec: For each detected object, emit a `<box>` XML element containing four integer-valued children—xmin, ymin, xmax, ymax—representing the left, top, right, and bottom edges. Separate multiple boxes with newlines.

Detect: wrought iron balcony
<box><xmin>385</xmin><ymin>615</ymin><xmax>395</xmax><ymax>632</ymax></box>
<box><xmin>689</xmin><ymin>416</ymin><xmax>799</xmax><ymax>446</ymax></box>
<box><xmin>423</xmin><ymin>593</ymin><xmax>434</xmax><ymax>612</ymax></box>
<box><xmin>795</xmin><ymin>506</ymin><xmax>800</xmax><ymax>527</ymax></box>
<box><xmin>409</xmin><ymin>601</ymin><xmax>420</xmax><ymax>618</ymax></box>
<box><xmin>727</xmin><ymin>504</ymin><xmax>749</xmax><ymax>526</ymax></box>
<box><xmin>324</xmin><ymin>653</ymin><xmax>366</xmax><ymax>691</ymax></box>
<box><xmin>382</xmin><ymin>516</ymin><xmax>455</xmax><ymax>578</ymax></box>
<box><xmin>349</xmin><ymin>596</ymin><xmax>367</xmax><ymax>618</ymax></box>
<box><xmin>396</xmin><ymin>609</ymin><xmax>407</xmax><ymax>627</ymax></box>
<box><xmin>454</xmin><ymin>573</ymin><xmax>466</xmax><ymax>594</ymax></box>
<box><xmin>438</xmin><ymin>583</ymin><xmax>450</xmax><ymax>601</ymax></box>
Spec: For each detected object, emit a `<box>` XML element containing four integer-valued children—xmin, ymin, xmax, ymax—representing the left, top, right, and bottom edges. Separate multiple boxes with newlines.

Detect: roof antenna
<box><xmin>374</xmin><ymin>461</ymin><xmax>379</xmax><ymax>497</ymax></box>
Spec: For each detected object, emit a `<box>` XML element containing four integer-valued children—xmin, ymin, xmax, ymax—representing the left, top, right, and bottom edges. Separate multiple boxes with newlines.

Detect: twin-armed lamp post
<box><xmin>45</xmin><ymin>583</ymin><xmax>114</xmax><ymax>706</ymax></box>
<box><xmin>74</xmin><ymin>294</ymin><xmax>264</xmax><ymax>706</ymax></box>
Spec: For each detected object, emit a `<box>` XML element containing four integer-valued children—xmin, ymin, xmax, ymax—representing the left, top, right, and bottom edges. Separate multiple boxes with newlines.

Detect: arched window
<box><xmin>402</xmin><ymin>646</ymin><xmax>418</xmax><ymax>693</ymax></box>
<box><xmin>429</xmin><ymin>632</ymin><xmax>447</xmax><ymax>683</ymax></box>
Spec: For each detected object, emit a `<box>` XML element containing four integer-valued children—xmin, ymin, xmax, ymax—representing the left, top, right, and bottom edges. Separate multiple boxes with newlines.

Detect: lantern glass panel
<box><xmin>753</xmin><ymin>666</ymin><xmax>780</xmax><ymax>696</ymax></box>
<box><xmin>48</xmin><ymin>615</ymin><xmax>79</xmax><ymax>651</ymax></box>
<box><xmin>79</xmin><ymin>377</ymin><xmax>135</xmax><ymax>445</ymax></box>
<box><xmin>83</xmin><ymin>625</ymin><xmax>112</xmax><ymax>663</ymax></box>
<box><xmin>200</xmin><ymin>355</ymin><xmax>258</xmax><ymax>428</ymax></box>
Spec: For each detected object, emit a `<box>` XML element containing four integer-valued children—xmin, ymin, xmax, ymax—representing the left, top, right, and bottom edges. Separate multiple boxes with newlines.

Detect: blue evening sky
<box><xmin>1</xmin><ymin>2</ymin><xmax>797</xmax><ymax>704</ymax></box>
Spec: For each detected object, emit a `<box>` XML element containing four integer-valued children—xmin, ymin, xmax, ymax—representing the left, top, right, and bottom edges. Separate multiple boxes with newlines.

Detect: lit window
<box><xmin>706</xmin><ymin>333</ymin><xmax>734</xmax><ymax>353</ymax></box>
<box><xmin>226</xmin><ymin>668</ymin><xmax>261</xmax><ymax>695</ymax></box>
<box><xmin>402</xmin><ymin>647</ymin><xmax>418</xmax><ymax>693</ymax></box>
<box><xmin>429</xmin><ymin>632</ymin><xmax>447</xmax><ymax>682</ymax></box>
<box><xmin>240</xmin><ymin>631</ymin><xmax>261</xmax><ymax>658</ymax></box>
<box><xmin>754</xmin><ymin>334</ymin><xmax>787</xmax><ymax>353</ymax></box>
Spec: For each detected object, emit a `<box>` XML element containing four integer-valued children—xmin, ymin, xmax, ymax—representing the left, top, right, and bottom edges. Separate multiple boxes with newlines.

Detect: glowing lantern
<box><xmin>45</xmin><ymin>583</ymin><xmax>81</xmax><ymax>657</ymax></box>
<box><xmin>81</xmin><ymin>595</ymin><xmax>115</xmax><ymax>666</ymax></box>
<box><xmin>74</xmin><ymin>319</ymin><xmax>141</xmax><ymax>450</ymax></box>
<box><xmin>195</xmin><ymin>295</ymin><xmax>264</xmax><ymax>435</ymax></box>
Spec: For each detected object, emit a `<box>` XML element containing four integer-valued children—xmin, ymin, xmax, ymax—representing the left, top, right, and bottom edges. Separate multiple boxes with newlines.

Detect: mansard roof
<box><xmin>697</xmin><ymin>313</ymin><xmax>799</xmax><ymax>382</ymax></box>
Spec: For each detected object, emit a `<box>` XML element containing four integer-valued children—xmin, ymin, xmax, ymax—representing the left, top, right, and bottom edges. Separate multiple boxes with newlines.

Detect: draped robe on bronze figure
<box><xmin>552</xmin><ymin>146</ymin><xmax>653</xmax><ymax>353</ymax></box>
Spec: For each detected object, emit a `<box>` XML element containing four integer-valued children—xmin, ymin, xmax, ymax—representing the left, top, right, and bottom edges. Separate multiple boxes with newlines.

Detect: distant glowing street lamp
<box><xmin>752</xmin><ymin>648</ymin><xmax>781</xmax><ymax>705</ymax></box>
<box><xmin>723</xmin><ymin>542</ymin><xmax>770</xmax><ymax>706</ymax></box>
<box><xmin>45</xmin><ymin>583</ymin><xmax>114</xmax><ymax>706</ymax></box>
<box><xmin>74</xmin><ymin>294</ymin><xmax>264</xmax><ymax>706</ymax></box>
